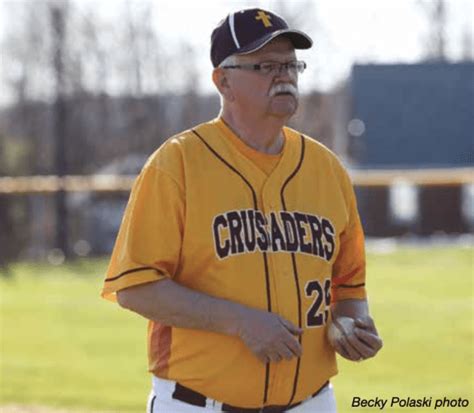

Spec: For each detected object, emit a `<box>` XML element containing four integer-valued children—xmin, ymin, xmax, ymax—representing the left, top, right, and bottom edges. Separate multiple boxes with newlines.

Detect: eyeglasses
<box><xmin>221</xmin><ymin>60</ymin><xmax>307</xmax><ymax>76</ymax></box>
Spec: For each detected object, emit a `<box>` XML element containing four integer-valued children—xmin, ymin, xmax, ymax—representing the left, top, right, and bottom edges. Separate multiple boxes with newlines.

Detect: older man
<box><xmin>101</xmin><ymin>8</ymin><xmax>382</xmax><ymax>413</ymax></box>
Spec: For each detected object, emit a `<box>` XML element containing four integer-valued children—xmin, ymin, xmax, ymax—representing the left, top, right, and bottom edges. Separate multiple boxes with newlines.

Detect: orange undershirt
<box><xmin>220</xmin><ymin>123</ymin><xmax>284</xmax><ymax>177</ymax></box>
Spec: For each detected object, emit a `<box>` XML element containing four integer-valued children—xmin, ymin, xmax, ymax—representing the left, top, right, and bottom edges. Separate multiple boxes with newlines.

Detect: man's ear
<box><xmin>212</xmin><ymin>68</ymin><xmax>234</xmax><ymax>102</ymax></box>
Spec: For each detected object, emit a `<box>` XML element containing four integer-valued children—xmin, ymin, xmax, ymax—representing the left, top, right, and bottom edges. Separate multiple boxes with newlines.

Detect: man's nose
<box><xmin>275</xmin><ymin>64</ymin><xmax>297</xmax><ymax>81</ymax></box>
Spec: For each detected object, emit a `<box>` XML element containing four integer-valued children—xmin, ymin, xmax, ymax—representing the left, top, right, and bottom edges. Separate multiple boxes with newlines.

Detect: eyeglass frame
<box><xmin>220</xmin><ymin>60</ymin><xmax>307</xmax><ymax>76</ymax></box>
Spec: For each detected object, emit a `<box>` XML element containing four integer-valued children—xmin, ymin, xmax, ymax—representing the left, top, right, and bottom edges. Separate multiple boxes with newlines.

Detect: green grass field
<box><xmin>1</xmin><ymin>247</ymin><xmax>472</xmax><ymax>412</ymax></box>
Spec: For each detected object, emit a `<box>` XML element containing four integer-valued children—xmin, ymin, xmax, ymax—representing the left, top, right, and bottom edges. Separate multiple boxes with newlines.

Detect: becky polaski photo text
<box><xmin>351</xmin><ymin>396</ymin><xmax>470</xmax><ymax>410</ymax></box>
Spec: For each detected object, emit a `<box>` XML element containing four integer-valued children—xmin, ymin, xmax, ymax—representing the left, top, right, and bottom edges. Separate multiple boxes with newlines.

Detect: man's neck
<box><xmin>221</xmin><ymin>110</ymin><xmax>287</xmax><ymax>155</ymax></box>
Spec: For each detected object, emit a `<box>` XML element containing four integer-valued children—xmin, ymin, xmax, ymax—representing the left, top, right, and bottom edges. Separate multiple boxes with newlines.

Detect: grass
<box><xmin>0</xmin><ymin>260</ymin><xmax>148</xmax><ymax>412</ymax></box>
<box><xmin>332</xmin><ymin>247</ymin><xmax>473</xmax><ymax>412</ymax></box>
<box><xmin>0</xmin><ymin>247</ymin><xmax>472</xmax><ymax>412</ymax></box>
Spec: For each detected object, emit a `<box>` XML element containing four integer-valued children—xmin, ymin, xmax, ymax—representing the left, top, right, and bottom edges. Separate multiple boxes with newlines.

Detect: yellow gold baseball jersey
<box><xmin>101</xmin><ymin>117</ymin><xmax>367</xmax><ymax>408</ymax></box>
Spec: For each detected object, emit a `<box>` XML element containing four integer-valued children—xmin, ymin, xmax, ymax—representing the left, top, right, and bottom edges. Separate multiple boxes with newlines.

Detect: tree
<box><xmin>50</xmin><ymin>1</ymin><xmax>70</xmax><ymax>255</ymax></box>
<box><xmin>461</xmin><ymin>24</ymin><xmax>473</xmax><ymax>61</ymax></box>
<box><xmin>418</xmin><ymin>0</ymin><xmax>448</xmax><ymax>61</ymax></box>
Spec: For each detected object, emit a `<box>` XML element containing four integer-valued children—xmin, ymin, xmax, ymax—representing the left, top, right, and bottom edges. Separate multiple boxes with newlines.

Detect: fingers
<box><xmin>355</xmin><ymin>316</ymin><xmax>373</xmax><ymax>326</ymax></box>
<box><xmin>267</xmin><ymin>352</ymin><xmax>282</xmax><ymax>363</ymax></box>
<box><xmin>256</xmin><ymin>345</ymin><xmax>298</xmax><ymax>364</ymax></box>
<box><xmin>257</xmin><ymin>353</ymin><xmax>269</xmax><ymax>364</ymax></box>
<box><xmin>279</xmin><ymin>317</ymin><xmax>303</xmax><ymax>336</ymax></box>
<box><xmin>354</xmin><ymin>316</ymin><xmax>383</xmax><ymax>357</ymax></box>
<box><xmin>240</xmin><ymin>312</ymin><xmax>303</xmax><ymax>364</ymax></box>
<box><xmin>344</xmin><ymin>330</ymin><xmax>375</xmax><ymax>359</ymax></box>
<box><xmin>282</xmin><ymin>342</ymin><xmax>299</xmax><ymax>359</ymax></box>
<box><xmin>268</xmin><ymin>346</ymin><xmax>292</xmax><ymax>362</ymax></box>
<box><xmin>279</xmin><ymin>318</ymin><xmax>303</xmax><ymax>357</ymax></box>
<box><xmin>331</xmin><ymin>340</ymin><xmax>351</xmax><ymax>360</ymax></box>
<box><xmin>263</xmin><ymin>344</ymin><xmax>300</xmax><ymax>363</ymax></box>
<box><xmin>254</xmin><ymin>326</ymin><xmax>302</xmax><ymax>364</ymax></box>
<box><xmin>283</xmin><ymin>334</ymin><xmax>302</xmax><ymax>358</ymax></box>
<box><xmin>334</xmin><ymin>336</ymin><xmax>363</xmax><ymax>361</ymax></box>
<box><xmin>261</xmin><ymin>329</ymin><xmax>302</xmax><ymax>363</ymax></box>
<box><xmin>332</xmin><ymin>317</ymin><xmax>383</xmax><ymax>361</ymax></box>
<box><xmin>270</xmin><ymin>342</ymin><xmax>295</xmax><ymax>362</ymax></box>
<box><xmin>355</xmin><ymin>316</ymin><xmax>378</xmax><ymax>335</ymax></box>
<box><xmin>354</xmin><ymin>327</ymin><xmax>383</xmax><ymax>354</ymax></box>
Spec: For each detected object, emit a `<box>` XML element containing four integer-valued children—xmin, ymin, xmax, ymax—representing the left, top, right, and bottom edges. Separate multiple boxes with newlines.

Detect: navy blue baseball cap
<box><xmin>211</xmin><ymin>8</ymin><xmax>313</xmax><ymax>68</ymax></box>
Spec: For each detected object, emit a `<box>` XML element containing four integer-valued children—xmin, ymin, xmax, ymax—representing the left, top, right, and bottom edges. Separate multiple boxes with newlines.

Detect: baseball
<box><xmin>327</xmin><ymin>316</ymin><xmax>355</xmax><ymax>346</ymax></box>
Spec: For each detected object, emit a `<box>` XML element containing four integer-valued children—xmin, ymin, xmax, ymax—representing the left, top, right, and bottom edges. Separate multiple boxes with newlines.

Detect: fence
<box><xmin>0</xmin><ymin>168</ymin><xmax>473</xmax><ymax>263</ymax></box>
<box><xmin>1</xmin><ymin>168</ymin><xmax>473</xmax><ymax>194</ymax></box>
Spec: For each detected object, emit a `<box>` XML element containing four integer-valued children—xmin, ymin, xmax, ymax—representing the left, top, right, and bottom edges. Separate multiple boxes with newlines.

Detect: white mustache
<box><xmin>269</xmin><ymin>83</ymin><xmax>299</xmax><ymax>98</ymax></box>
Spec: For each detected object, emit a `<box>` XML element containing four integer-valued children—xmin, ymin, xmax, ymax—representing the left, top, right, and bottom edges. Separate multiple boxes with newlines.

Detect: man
<box><xmin>101</xmin><ymin>8</ymin><xmax>382</xmax><ymax>413</ymax></box>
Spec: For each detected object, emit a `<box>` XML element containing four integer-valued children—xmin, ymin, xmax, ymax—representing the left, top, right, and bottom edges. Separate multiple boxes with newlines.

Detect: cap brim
<box><xmin>236</xmin><ymin>29</ymin><xmax>313</xmax><ymax>56</ymax></box>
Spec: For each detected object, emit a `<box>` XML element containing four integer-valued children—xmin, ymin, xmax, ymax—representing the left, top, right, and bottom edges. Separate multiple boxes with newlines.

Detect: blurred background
<box><xmin>0</xmin><ymin>0</ymin><xmax>473</xmax><ymax>267</ymax></box>
<box><xmin>0</xmin><ymin>1</ymin><xmax>473</xmax><ymax>412</ymax></box>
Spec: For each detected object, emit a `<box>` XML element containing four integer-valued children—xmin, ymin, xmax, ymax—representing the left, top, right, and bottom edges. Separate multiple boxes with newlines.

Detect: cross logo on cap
<box><xmin>255</xmin><ymin>10</ymin><xmax>272</xmax><ymax>28</ymax></box>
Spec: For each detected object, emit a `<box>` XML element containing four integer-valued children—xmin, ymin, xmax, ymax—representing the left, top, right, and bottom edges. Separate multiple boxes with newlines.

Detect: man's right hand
<box><xmin>235</xmin><ymin>308</ymin><xmax>303</xmax><ymax>364</ymax></box>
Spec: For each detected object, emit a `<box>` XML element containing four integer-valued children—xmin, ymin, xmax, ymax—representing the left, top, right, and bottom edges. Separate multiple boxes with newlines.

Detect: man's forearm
<box><xmin>117</xmin><ymin>278</ymin><xmax>304</xmax><ymax>364</ymax></box>
<box><xmin>117</xmin><ymin>278</ymin><xmax>247</xmax><ymax>336</ymax></box>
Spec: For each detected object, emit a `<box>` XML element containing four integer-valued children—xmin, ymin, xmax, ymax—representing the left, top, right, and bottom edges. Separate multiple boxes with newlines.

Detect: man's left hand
<box><xmin>328</xmin><ymin>315</ymin><xmax>383</xmax><ymax>362</ymax></box>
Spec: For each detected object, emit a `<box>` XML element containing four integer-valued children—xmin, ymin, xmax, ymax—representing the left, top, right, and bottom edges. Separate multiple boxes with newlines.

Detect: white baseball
<box><xmin>327</xmin><ymin>316</ymin><xmax>355</xmax><ymax>346</ymax></box>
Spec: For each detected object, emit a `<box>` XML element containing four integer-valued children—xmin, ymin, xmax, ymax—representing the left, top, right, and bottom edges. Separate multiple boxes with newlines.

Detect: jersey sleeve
<box><xmin>331</xmin><ymin>165</ymin><xmax>367</xmax><ymax>302</ymax></box>
<box><xmin>101</xmin><ymin>162</ymin><xmax>184</xmax><ymax>302</ymax></box>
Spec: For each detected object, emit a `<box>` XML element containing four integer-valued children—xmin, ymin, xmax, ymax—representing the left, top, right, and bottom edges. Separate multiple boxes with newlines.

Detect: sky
<box><xmin>0</xmin><ymin>0</ymin><xmax>472</xmax><ymax>104</ymax></box>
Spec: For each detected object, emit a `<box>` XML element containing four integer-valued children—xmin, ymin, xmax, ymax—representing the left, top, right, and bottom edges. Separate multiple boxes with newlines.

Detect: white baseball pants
<box><xmin>147</xmin><ymin>376</ymin><xmax>337</xmax><ymax>412</ymax></box>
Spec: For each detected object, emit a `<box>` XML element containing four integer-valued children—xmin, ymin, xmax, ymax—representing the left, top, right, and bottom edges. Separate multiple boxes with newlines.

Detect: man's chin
<box><xmin>269</xmin><ymin>97</ymin><xmax>298</xmax><ymax>118</ymax></box>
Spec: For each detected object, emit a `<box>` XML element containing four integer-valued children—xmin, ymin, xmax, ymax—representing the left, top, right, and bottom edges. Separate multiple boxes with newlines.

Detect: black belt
<box><xmin>172</xmin><ymin>381</ymin><xmax>329</xmax><ymax>412</ymax></box>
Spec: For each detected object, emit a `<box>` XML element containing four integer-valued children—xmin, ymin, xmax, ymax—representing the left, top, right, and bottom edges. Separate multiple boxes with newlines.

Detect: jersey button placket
<box><xmin>263</xmin><ymin>191</ymin><xmax>281</xmax><ymax>403</ymax></box>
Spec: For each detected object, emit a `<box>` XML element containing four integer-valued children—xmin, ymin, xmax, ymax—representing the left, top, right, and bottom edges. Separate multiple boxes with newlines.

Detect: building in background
<box><xmin>348</xmin><ymin>62</ymin><xmax>474</xmax><ymax>236</ymax></box>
